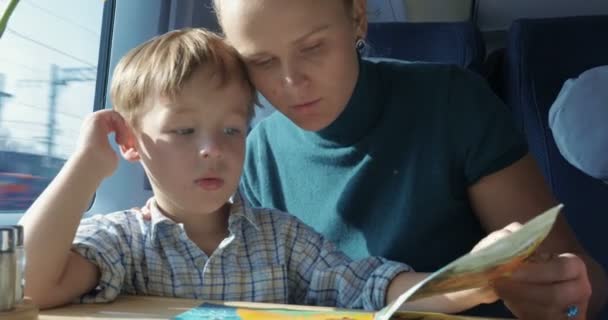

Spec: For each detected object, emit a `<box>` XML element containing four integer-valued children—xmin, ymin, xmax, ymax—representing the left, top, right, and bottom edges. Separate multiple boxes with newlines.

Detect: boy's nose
<box><xmin>199</xmin><ymin>141</ymin><xmax>222</xmax><ymax>159</ymax></box>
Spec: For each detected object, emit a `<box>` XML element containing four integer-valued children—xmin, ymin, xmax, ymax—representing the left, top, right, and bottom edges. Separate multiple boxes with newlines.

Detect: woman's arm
<box><xmin>468</xmin><ymin>153</ymin><xmax>607</xmax><ymax>318</ymax></box>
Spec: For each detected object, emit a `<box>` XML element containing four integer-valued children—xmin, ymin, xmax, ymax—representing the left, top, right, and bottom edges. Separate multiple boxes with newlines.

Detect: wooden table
<box><xmin>40</xmin><ymin>296</ymin><xmax>198</xmax><ymax>319</ymax></box>
<box><xmin>38</xmin><ymin>296</ymin><xmax>510</xmax><ymax>320</ymax></box>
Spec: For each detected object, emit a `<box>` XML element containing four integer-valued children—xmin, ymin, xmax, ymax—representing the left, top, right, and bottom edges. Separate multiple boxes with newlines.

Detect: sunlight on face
<box><xmin>135</xmin><ymin>66</ymin><xmax>251</xmax><ymax>217</ymax></box>
<box><xmin>218</xmin><ymin>0</ymin><xmax>366</xmax><ymax>131</ymax></box>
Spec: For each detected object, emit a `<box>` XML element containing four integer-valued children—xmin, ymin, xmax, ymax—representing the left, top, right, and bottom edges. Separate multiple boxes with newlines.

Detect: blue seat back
<box><xmin>364</xmin><ymin>21</ymin><xmax>486</xmax><ymax>73</ymax></box>
<box><xmin>504</xmin><ymin>15</ymin><xmax>608</xmax><ymax>276</ymax></box>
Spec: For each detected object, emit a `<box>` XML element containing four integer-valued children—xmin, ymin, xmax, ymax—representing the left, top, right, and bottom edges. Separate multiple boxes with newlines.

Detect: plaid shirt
<box><xmin>72</xmin><ymin>193</ymin><xmax>411</xmax><ymax>310</ymax></box>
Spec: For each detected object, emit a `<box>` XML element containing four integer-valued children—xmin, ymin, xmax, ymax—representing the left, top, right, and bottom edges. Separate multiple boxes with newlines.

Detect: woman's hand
<box><xmin>472</xmin><ymin>223</ymin><xmax>592</xmax><ymax>320</ymax></box>
<box><xmin>495</xmin><ymin>252</ymin><xmax>591</xmax><ymax>320</ymax></box>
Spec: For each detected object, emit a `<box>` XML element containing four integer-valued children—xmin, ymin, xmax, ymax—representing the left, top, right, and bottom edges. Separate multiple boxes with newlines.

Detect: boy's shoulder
<box><xmin>79</xmin><ymin>208</ymin><xmax>149</xmax><ymax>237</ymax></box>
<box><xmin>246</xmin><ymin>206</ymin><xmax>292</xmax><ymax>223</ymax></box>
<box><xmin>244</xmin><ymin>206</ymin><xmax>322</xmax><ymax>239</ymax></box>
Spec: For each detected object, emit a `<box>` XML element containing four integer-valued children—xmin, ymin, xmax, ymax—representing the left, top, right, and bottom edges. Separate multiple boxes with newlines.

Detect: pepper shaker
<box><xmin>0</xmin><ymin>227</ymin><xmax>16</xmax><ymax>311</ymax></box>
<box><xmin>12</xmin><ymin>225</ymin><xmax>25</xmax><ymax>304</ymax></box>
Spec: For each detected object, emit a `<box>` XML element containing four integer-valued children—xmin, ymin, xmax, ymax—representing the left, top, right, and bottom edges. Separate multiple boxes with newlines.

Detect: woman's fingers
<box><xmin>494</xmin><ymin>253</ymin><xmax>591</xmax><ymax>320</ymax></box>
<box><xmin>494</xmin><ymin>274</ymin><xmax>589</xmax><ymax>307</ymax></box>
<box><xmin>512</xmin><ymin>253</ymin><xmax>587</xmax><ymax>283</ymax></box>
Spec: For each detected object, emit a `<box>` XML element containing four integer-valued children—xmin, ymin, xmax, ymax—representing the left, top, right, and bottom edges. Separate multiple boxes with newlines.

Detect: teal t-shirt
<box><xmin>242</xmin><ymin>58</ymin><xmax>527</xmax><ymax>273</ymax></box>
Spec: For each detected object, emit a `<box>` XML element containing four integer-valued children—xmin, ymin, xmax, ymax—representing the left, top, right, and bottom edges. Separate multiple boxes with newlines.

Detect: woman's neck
<box><xmin>304</xmin><ymin>58</ymin><xmax>384</xmax><ymax>146</ymax></box>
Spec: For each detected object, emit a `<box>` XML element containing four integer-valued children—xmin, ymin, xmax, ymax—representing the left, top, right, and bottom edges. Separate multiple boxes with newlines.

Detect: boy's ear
<box><xmin>119</xmin><ymin>126</ymin><xmax>140</xmax><ymax>162</ymax></box>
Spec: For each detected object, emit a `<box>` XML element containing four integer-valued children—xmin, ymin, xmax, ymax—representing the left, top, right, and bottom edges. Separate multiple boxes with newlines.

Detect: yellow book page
<box><xmin>174</xmin><ymin>302</ymin><xmax>492</xmax><ymax>320</ymax></box>
<box><xmin>237</xmin><ymin>308</ymin><xmax>374</xmax><ymax>320</ymax></box>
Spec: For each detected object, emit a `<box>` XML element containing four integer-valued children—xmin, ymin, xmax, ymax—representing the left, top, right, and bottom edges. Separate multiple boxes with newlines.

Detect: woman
<box><xmin>203</xmin><ymin>0</ymin><xmax>607</xmax><ymax>318</ymax></box>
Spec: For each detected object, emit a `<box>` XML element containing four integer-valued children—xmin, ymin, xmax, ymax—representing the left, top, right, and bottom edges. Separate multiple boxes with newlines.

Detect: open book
<box><xmin>173</xmin><ymin>204</ymin><xmax>562</xmax><ymax>320</ymax></box>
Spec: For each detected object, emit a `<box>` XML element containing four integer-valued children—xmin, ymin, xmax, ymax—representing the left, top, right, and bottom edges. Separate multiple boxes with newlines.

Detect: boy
<box><xmin>20</xmin><ymin>28</ymin><xmax>496</xmax><ymax>312</ymax></box>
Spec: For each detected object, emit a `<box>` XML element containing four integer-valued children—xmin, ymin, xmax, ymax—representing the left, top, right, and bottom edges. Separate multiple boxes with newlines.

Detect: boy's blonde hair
<box><xmin>110</xmin><ymin>28</ymin><xmax>255</xmax><ymax>125</ymax></box>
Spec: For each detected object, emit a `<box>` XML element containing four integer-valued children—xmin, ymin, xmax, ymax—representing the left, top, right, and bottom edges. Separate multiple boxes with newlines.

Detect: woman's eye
<box><xmin>302</xmin><ymin>43</ymin><xmax>322</xmax><ymax>54</ymax></box>
<box><xmin>223</xmin><ymin>127</ymin><xmax>241</xmax><ymax>136</ymax></box>
<box><xmin>172</xmin><ymin>128</ymin><xmax>194</xmax><ymax>135</ymax></box>
<box><xmin>252</xmin><ymin>57</ymin><xmax>274</xmax><ymax>68</ymax></box>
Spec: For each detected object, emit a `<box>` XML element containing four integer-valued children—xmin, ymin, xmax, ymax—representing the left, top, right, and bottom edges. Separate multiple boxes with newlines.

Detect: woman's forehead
<box><xmin>218</xmin><ymin>0</ymin><xmax>349</xmax><ymax>52</ymax></box>
<box><xmin>217</xmin><ymin>0</ymin><xmax>347</xmax><ymax>17</ymax></box>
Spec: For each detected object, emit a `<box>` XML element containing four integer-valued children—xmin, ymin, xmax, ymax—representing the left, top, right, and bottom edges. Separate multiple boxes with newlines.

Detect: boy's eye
<box><xmin>172</xmin><ymin>128</ymin><xmax>194</xmax><ymax>135</ymax></box>
<box><xmin>223</xmin><ymin>127</ymin><xmax>241</xmax><ymax>136</ymax></box>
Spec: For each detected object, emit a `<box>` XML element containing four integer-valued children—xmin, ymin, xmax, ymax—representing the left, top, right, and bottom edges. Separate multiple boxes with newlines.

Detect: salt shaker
<box><xmin>0</xmin><ymin>227</ymin><xmax>16</xmax><ymax>311</ymax></box>
<box><xmin>13</xmin><ymin>225</ymin><xmax>25</xmax><ymax>304</ymax></box>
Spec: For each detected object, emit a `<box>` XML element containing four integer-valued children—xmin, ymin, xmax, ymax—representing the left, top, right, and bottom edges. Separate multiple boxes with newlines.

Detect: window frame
<box><xmin>93</xmin><ymin>0</ymin><xmax>116</xmax><ymax>112</ymax></box>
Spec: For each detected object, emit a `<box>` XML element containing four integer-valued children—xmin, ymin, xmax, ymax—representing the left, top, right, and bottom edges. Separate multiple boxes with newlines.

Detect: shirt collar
<box><xmin>226</xmin><ymin>191</ymin><xmax>260</xmax><ymax>231</ymax></box>
<box><xmin>148</xmin><ymin>191</ymin><xmax>260</xmax><ymax>243</ymax></box>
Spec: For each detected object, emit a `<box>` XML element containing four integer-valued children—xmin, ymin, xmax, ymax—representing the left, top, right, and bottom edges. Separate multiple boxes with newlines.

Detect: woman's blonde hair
<box><xmin>110</xmin><ymin>28</ymin><xmax>255</xmax><ymax>125</ymax></box>
<box><xmin>212</xmin><ymin>0</ymin><xmax>355</xmax><ymax>26</ymax></box>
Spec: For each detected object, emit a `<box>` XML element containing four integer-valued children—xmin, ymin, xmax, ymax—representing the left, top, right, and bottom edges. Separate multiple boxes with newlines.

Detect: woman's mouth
<box><xmin>291</xmin><ymin>98</ymin><xmax>322</xmax><ymax>112</ymax></box>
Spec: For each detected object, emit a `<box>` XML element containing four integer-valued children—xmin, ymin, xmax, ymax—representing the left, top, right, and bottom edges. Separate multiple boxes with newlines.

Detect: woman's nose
<box><xmin>282</xmin><ymin>63</ymin><xmax>309</xmax><ymax>89</ymax></box>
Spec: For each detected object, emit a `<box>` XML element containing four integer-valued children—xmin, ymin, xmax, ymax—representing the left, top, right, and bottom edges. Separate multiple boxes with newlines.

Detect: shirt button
<box><xmin>196</xmin><ymin>259</ymin><xmax>205</xmax><ymax>268</ymax></box>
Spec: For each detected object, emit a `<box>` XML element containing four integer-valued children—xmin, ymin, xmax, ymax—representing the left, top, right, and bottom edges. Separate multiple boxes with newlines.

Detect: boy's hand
<box><xmin>75</xmin><ymin>110</ymin><xmax>131</xmax><ymax>178</ymax></box>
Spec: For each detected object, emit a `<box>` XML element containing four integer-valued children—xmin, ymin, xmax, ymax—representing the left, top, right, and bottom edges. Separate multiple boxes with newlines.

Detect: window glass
<box><xmin>0</xmin><ymin>0</ymin><xmax>104</xmax><ymax>212</ymax></box>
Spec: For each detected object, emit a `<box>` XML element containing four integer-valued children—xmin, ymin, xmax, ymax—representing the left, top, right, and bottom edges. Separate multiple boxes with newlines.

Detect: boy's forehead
<box><xmin>185</xmin><ymin>61</ymin><xmax>248</xmax><ymax>92</ymax></box>
<box><xmin>155</xmin><ymin>80</ymin><xmax>251</xmax><ymax>116</ymax></box>
<box><xmin>141</xmin><ymin>56</ymin><xmax>253</xmax><ymax>119</ymax></box>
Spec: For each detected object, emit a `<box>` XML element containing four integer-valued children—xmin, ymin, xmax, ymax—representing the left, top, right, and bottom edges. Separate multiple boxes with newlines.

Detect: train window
<box><xmin>0</xmin><ymin>0</ymin><xmax>106</xmax><ymax>213</ymax></box>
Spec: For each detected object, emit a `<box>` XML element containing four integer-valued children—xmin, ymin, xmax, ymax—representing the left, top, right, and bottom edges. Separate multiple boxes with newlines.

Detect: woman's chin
<box><xmin>288</xmin><ymin>114</ymin><xmax>335</xmax><ymax>132</ymax></box>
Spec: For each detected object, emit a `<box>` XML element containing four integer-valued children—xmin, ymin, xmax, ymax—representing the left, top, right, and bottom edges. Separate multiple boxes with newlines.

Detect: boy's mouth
<box><xmin>194</xmin><ymin>177</ymin><xmax>224</xmax><ymax>191</ymax></box>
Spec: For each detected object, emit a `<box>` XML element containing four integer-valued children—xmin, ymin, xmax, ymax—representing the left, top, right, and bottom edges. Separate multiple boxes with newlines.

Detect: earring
<box><xmin>355</xmin><ymin>38</ymin><xmax>365</xmax><ymax>50</ymax></box>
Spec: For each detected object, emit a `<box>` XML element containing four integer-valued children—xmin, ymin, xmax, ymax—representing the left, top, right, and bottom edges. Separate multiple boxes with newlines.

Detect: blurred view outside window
<box><xmin>0</xmin><ymin>0</ymin><xmax>104</xmax><ymax>212</ymax></box>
